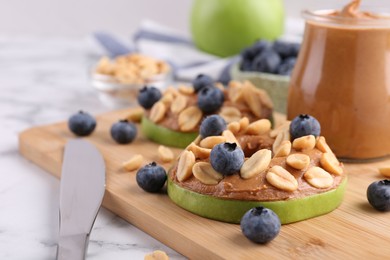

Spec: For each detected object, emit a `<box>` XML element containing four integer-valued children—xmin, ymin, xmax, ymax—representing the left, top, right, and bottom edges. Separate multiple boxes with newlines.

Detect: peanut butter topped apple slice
<box><xmin>167</xmin><ymin>114</ymin><xmax>347</xmax><ymax>224</ymax></box>
<box><xmin>138</xmin><ymin>75</ymin><xmax>273</xmax><ymax>148</ymax></box>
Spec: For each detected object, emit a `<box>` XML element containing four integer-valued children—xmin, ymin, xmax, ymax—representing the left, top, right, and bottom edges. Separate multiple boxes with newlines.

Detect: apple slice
<box><xmin>141</xmin><ymin>116</ymin><xmax>198</xmax><ymax>148</ymax></box>
<box><xmin>141</xmin><ymin>113</ymin><xmax>275</xmax><ymax>149</ymax></box>
<box><xmin>167</xmin><ymin>177</ymin><xmax>347</xmax><ymax>224</ymax></box>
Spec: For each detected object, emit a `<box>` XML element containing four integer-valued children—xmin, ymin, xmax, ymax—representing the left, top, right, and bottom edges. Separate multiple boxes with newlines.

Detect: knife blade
<box><xmin>56</xmin><ymin>139</ymin><xmax>106</xmax><ymax>260</ymax></box>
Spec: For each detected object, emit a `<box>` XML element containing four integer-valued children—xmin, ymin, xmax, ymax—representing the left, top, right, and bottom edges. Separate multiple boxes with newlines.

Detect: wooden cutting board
<box><xmin>19</xmin><ymin>109</ymin><xmax>390</xmax><ymax>259</ymax></box>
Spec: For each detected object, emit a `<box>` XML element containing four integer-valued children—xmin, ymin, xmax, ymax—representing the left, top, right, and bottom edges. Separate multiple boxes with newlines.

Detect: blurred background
<box><xmin>0</xmin><ymin>0</ymin><xmax>372</xmax><ymax>37</ymax></box>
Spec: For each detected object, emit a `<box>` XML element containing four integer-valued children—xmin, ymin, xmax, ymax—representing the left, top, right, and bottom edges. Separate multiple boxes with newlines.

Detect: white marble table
<box><xmin>0</xmin><ymin>36</ymin><xmax>185</xmax><ymax>260</ymax></box>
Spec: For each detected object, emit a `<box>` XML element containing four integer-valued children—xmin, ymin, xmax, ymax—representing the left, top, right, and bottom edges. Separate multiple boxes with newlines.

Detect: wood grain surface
<box><xmin>18</xmin><ymin>109</ymin><xmax>390</xmax><ymax>259</ymax></box>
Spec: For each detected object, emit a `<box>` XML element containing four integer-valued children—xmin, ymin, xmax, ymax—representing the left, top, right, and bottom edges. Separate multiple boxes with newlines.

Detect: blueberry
<box><xmin>210</xmin><ymin>142</ymin><xmax>244</xmax><ymax>175</ymax></box>
<box><xmin>251</xmin><ymin>48</ymin><xmax>281</xmax><ymax>73</ymax></box>
<box><xmin>240</xmin><ymin>47</ymin><xmax>255</xmax><ymax>62</ymax></box>
<box><xmin>110</xmin><ymin>119</ymin><xmax>137</xmax><ymax>144</ymax></box>
<box><xmin>245</xmin><ymin>40</ymin><xmax>271</xmax><ymax>60</ymax></box>
<box><xmin>197</xmin><ymin>86</ymin><xmax>224</xmax><ymax>114</ymax></box>
<box><xmin>68</xmin><ymin>111</ymin><xmax>96</xmax><ymax>136</ymax></box>
<box><xmin>137</xmin><ymin>86</ymin><xmax>162</xmax><ymax>109</ymax></box>
<box><xmin>200</xmin><ymin>115</ymin><xmax>227</xmax><ymax>138</ymax></box>
<box><xmin>367</xmin><ymin>180</ymin><xmax>390</xmax><ymax>211</ymax></box>
<box><xmin>240</xmin><ymin>207</ymin><xmax>281</xmax><ymax>244</ymax></box>
<box><xmin>192</xmin><ymin>74</ymin><xmax>214</xmax><ymax>92</ymax></box>
<box><xmin>272</xmin><ymin>40</ymin><xmax>300</xmax><ymax>58</ymax></box>
<box><xmin>136</xmin><ymin>162</ymin><xmax>167</xmax><ymax>193</ymax></box>
<box><xmin>239</xmin><ymin>59</ymin><xmax>253</xmax><ymax>72</ymax></box>
<box><xmin>289</xmin><ymin>114</ymin><xmax>321</xmax><ymax>140</ymax></box>
<box><xmin>277</xmin><ymin>57</ymin><xmax>296</xmax><ymax>76</ymax></box>
<box><xmin>290</xmin><ymin>43</ymin><xmax>301</xmax><ymax>57</ymax></box>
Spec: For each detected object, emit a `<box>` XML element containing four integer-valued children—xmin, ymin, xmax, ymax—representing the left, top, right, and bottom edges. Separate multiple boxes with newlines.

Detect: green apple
<box><xmin>167</xmin><ymin>177</ymin><xmax>347</xmax><ymax>224</ymax></box>
<box><xmin>141</xmin><ymin>116</ymin><xmax>198</xmax><ymax>148</ymax></box>
<box><xmin>191</xmin><ymin>0</ymin><xmax>285</xmax><ymax>57</ymax></box>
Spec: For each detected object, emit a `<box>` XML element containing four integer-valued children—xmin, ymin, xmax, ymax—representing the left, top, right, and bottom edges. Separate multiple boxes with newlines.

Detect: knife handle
<box><xmin>56</xmin><ymin>233</ymin><xmax>89</xmax><ymax>260</ymax></box>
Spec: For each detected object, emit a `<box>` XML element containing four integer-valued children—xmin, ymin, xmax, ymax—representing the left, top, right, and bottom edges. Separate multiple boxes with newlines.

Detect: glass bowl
<box><xmin>91</xmin><ymin>68</ymin><xmax>172</xmax><ymax>109</ymax></box>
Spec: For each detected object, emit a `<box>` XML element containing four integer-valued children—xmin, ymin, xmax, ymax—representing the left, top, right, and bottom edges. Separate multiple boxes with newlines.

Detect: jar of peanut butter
<box><xmin>287</xmin><ymin>0</ymin><xmax>390</xmax><ymax>161</ymax></box>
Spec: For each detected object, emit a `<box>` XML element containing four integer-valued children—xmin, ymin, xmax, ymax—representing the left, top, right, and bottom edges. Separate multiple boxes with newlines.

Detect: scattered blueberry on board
<box><xmin>289</xmin><ymin>114</ymin><xmax>321</xmax><ymax>140</ymax></box>
<box><xmin>110</xmin><ymin>119</ymin><xmax>137</xmax><ymax>144</ymax></box>
<box><xmin>210</xmin><ymin>142</ymin><xmax>244</xmax><ymax>175</ymax></box>
<box><xmin>240</xmin><ymin>207</ymin><xmax>281</xmax><ymax>244</ymax></box>
<box><xmin>136</xmin><ymin>162</ymin><xmax>167</xmax><ymax>193</ymax></box>
<box><xmin>193</xmin><ymin>74</ymin><xmax>214</xmax><ymax>93</ymax></box>
<box><xmin>239</xmin><ymin>39</ymin><xmax>300</xmax><ymax>76</ymax></box>
<box><xmin>137</xmin><ymin>86</ymin><xmax>162</xmax><ymax>109</ymax></box>
<box><xmin>367</xmin><ymin>180</ymin><xmax>390</xmax><ymax>211</ymax></box>
<box><xmin>199</xmin><ymin>115</ymin><xmax>227</xmax><ymax>138</ymax></box>
<box><xmin>68</xmin><ymin>111</ymin><xmax>97</xmax><ymax>136</ymax></box>
<box><xmin>197</xmin><ymin>86</ymin><xmax>225</xmax><ymax>114</ymax></box>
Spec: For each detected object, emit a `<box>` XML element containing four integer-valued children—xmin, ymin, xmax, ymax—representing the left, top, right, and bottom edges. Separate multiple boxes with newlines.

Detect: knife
<box><xmin>56</xmin><ymin>139</ymin><xmax>106</xmax><ymax>260</ymax></box>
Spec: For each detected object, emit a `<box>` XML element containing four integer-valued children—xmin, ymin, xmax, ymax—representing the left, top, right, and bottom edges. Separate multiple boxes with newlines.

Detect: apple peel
<box><xmin>167</xmin><ymin>176</ymin><xmax>347</xmax><ymax>224</ymax></box>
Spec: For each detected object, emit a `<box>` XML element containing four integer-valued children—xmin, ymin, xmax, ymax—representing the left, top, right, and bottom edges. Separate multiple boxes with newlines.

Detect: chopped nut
<box><xmin>272</xmin><ymin>129</ymin><xmax>290</xmax><ymax>154</ymax></box>
<box><xmin>219</xmin><ymin>106</ymin><xmax>242</xmax><ymax>123</ymax></box>
<box><xmin>227</xmin><ymin>121</ymin><xmax>240</xmax><ymax>134</ymax></box>
<box><xmin>187</xmin><ymin>142</ymin><xmax>211</xmax><ymax>159</ymax></box>
<box><xmin>243</xmin><ymin>81</ymin><xmax>263</xmax><ymax>118</ymax></box>
<box><xmin>149</xmin><ymin>101</ymin><xmax>167</xmax><ymax>123</ymax></box>
<box><xmin>270</xmin><ymin>121</ymin><xmax>291</xmax><ymax>138</ymax></box>
<box><xmin>122</xmin><ymin>154</ymin><xmax>144</xmax><ymax>171</ymax></box>
<box><xmin>274</xmin><ymin>140</ymin><xmax>291</xmax><ymax>157</ymax></box>
<box><xmin>199</xmin><ymin>136</ymin><xmax>226</xmax><ymax>149</ymax></box>
<box><xmin>170</xmin><ymin>95</ymin><xmax>187</xmax><ymax>114</ymax></box>
<box><xmin>160</xmin><ymin>92</ymin><xmax>174</xmax><ymax>105</ymax></box>
<box><xmin>304</xmin><ymin>167</ymin><xmax>334</xmax><ymax>189</ymax></box>
<box><xmin>95</xmin><ymin>56</ymin><xmax>115</xmax><ymax>75</ymax></box>
<box><xmin>193</xmin><ymin>135</ymin><xmax>202</xmax><ymax>145</ymax></box>
<box><xmin>286</xmin><ymin>153</ymin><xmax>311</xmax><ymax>170</ymax></box>
<box><xmin>215</xmin><ymin>82</ymin><xmax>225</xmax><ymax>91</ymax></box>
<box><xmin>256</xmin><ymin>88</ymin><xmax>273</xmax><ymax>109</ymax></box>
<box><xmin>266</xmin><ymin>165</ymin><xmax>298</xmax><ymax>191</ymax></box>
<box><xmin>178</xmin><ymin>106</ymin><xmax>203</xmax><ymax>132</ymax></box>
<box><xmin>227</xmin><ymin>81</ymin><xmax>245</xmax><ymax>103</ymax></box>
<box><xmin>240</xmin><ymin>149</ymin><xmax>271</xmax><ymax>179</ymax></box>
<box><xmin>222</xmin><ymin>130</ymin><xmax>240</xmax><ymax>147</ymax></box>
<box><xmin>292</xmin><ymin>135</ymin><xmax>316</xmax><ymax>151</ymax></box>
<box><xmin>176</xmin><ymin>150</ymin><xmax>195</xmax><ymax>182</ymax></box>
<box><xmin>320</xmin><ymin>152</ymin><xmax>343</xmax><ymax>176</ymax></box>
<box><xmin>125</xmin><ymin>107</ymin><xmax>144</xmax><ymax>123</ymax></box>
<box><xmin>95</xmin><ymin>54</ymin><xmax>170</xmax><ymax>84</ymax></box>
<box><xmin>178</xmin><ymin>85</ymin><xmax>195</xmax><ymax>95</ymax></box>
<box><xmin>379</xmin><ymin>167</ymin><xmax>390</xmax><ymax>178</ymax></box>
<box><xmin>193</xmin><ymin>162</ymin><xmax>223</xmax><ymax>185</ymax></box>
<box><xmin>316</xmin><ymin>136</ymin><xmax>333</xmax><ymax>153</ymax></box>
<box><xmin>246</xmin><ymin>119</ymin><xmax>272</xmax><ymax>135</ymax></box>
<box><xmin>164</xmin><ymin>86</ymin><xmax>179</xmax><ymax>97</ymax></box>
<box><xmin>238</xmin><ymin>117</ymin><xmax>250</xmax><ymax>133</ymax></box>
<box><xmin>144</xmin><ymin>250</ymin><xmax>169</xmax><ymax>260</ymax></box>
<box><xmin>158</xmin><ymin>145</ymin><xmax>175</xmax><ymax>163</ymax></box>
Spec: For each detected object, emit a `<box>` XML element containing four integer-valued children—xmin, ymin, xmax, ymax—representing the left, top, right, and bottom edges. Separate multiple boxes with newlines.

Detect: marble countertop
<box><xmin>0</xmin><ymin>36</ymin><xmax>185</xmax><ymax>259</ymax></box>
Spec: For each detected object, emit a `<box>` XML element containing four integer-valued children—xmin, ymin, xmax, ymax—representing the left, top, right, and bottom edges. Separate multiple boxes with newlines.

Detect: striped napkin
<box><xmin>93</xmin><ymin>19</ymin><xmax>303</xmax><ymax>84</ymax></box>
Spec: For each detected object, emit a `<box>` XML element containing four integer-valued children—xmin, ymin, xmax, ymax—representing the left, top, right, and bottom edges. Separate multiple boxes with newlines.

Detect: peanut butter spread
<box><xmin>330</xmin><ymin>0</ymin><xmax>378</xmax><ymax>19</ymax></box>
<box><xmin>169</xmin><ymin>119</ymin><xmax>346</xmax><ymax>202</ymax></box>
<box><xmin>288</xmin><ymin>0</ymin><xmax>390</xmax><ymax>159</ymax></box>
<box><xmin>145</xmin><ymin>81</ymin><xmax>273</xmax><ymax>132</ymax></box>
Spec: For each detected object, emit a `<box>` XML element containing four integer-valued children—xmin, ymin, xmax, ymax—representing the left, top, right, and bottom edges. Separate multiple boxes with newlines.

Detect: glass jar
<box><xmin>287</xmin><ymin>9</ymin><xmax>390</xmax><ymax>161</ymax></box>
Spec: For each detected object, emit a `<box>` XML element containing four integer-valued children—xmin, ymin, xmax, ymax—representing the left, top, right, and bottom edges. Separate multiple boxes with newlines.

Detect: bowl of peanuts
<box><xmin>91</xmin><ymin>53</ymin><xmax>172</xmax><ymax>108</ymax></box>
